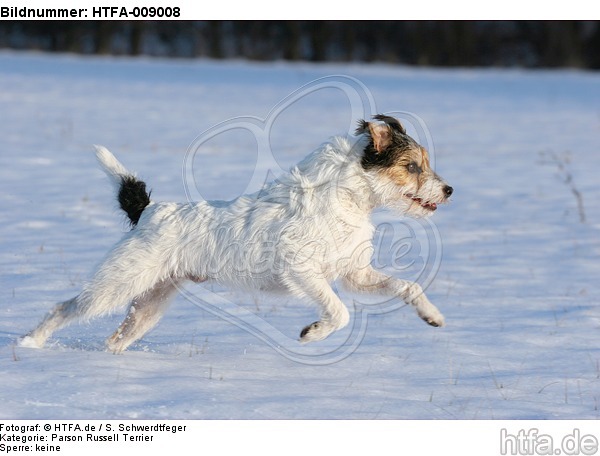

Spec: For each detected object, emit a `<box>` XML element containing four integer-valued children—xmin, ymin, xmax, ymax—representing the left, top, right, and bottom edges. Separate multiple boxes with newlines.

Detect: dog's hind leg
<box><xmin>105</xmin><ymin>278</ymin><xmax>181</xmax><ymax>354</ymax></box>
<box><xmin>20</xmin><ymin>231</ymin><xmax>176</xmax><ymax>349</ymax></box>
<box><xmin>19</xmin><ymin>295</ymin><xmax>81</xmax><ymax>348</ymax></box>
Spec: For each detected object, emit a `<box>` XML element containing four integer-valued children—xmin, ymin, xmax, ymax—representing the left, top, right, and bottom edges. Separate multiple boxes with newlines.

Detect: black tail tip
<box><xmin>118</xmin><ymin>175</ymin><xmax>151</xmax><ymax>226</ymax></box>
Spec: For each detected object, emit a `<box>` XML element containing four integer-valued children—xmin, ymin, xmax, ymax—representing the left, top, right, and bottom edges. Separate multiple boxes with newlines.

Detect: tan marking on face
<box><xmin>420</xmin><ymin>147</ymin><xmax>430</xmax><ymax>173</ymax></box>
<box><xmin>379</xmin><ymin>145</ymin><xmax>433</xmax><ymax>190</ymax></box>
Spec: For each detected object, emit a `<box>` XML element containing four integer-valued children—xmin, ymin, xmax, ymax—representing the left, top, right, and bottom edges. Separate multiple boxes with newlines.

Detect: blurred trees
<box><xmin>0</xmin><ymin>21</ymin><xmax>598</xmax><ymax>69</ymax></box>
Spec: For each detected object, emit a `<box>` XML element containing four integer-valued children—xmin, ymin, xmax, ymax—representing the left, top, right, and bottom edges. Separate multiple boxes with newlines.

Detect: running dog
<box><xmin>20</xmin><ymin>115</ymin><xmax>453</xmax><ymax>353</ymax></box>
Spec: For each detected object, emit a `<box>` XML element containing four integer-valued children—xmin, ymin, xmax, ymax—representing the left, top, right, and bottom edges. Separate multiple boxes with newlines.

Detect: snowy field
<box><xmin>1</xmin><ymin>51</ymin><xmax>599</xmax><ymax>420</ymax></box>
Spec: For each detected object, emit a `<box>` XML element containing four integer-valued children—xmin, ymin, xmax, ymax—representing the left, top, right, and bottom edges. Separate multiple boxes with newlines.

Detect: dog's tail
<box><xmin>94</xmin><ymin>145</ymin><xmax>151</xmax><ymax>227</ymax></box>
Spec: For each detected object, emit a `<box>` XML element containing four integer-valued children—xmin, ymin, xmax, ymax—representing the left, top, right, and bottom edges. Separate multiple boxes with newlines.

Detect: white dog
<box><xmin>20</xmin><ymin>115</ymin><xmax>453</xmax><ymax>353</ymax></box>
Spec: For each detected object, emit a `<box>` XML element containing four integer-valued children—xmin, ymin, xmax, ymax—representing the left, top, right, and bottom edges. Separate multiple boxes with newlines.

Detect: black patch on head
<box><xmin>118</xmin><ymin>175</ymin><xmax>151</xmax><ymax>226</ymax></box>
<box><xmin>372</xmin><ymin>114</ymin><xmax>407</xmax><ymax>135</ymax></box>
<box><xmin>358</xmin><ymin>115</ymin><xmax>418</xmax><ymax>171</ymax></box>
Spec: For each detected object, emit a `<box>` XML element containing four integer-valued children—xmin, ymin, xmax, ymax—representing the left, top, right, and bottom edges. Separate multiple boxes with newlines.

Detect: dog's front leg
<box><xmin>288</xmin><ymin>276</ymin><xmax>351</xmax><ymax>343</ymax></box>
<box><xmin>343</xmin><ymin>266</ymin><xmax>445</xmax><ymax>327</ymax></box>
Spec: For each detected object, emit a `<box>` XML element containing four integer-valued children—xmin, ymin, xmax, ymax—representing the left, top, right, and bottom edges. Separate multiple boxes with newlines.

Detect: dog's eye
<box><xmin>407</xmin><ymin>162</ymin><xmax>421</xmax><ymax>174</ymax></box>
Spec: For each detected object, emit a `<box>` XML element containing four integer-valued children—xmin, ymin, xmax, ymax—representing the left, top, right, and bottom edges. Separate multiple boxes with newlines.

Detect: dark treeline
<box><xmin>1</xmin><ymin>21</ymin><xmax>599</xmax><ymax>69</ymax></box>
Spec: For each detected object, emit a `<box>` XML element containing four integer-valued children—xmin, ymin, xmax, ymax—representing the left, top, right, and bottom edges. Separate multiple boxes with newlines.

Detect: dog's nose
<box><xmin>443</xmin><ymin>185</ymin><xmax>453</xmax><ymax>197</ymax></box>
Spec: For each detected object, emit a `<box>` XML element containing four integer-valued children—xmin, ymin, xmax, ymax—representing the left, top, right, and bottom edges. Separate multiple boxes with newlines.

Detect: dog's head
<box><xmin>357</xmin><ymin>114</ymin><xmax>453</xmax><ymax>217</ymax></box>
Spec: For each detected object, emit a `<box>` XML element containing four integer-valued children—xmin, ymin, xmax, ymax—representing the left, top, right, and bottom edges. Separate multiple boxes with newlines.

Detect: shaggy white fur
<box><xmin>20</xmin><ymin>117</ymin><xmax>452</xmax><ymax>353</ymax></box>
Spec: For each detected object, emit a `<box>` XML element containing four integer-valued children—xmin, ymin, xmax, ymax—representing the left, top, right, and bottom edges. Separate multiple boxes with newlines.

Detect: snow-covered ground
<box><xmin>1</xmin><ymin>51</ymin><xmax>599</xmax><ymax>419</ymax></box>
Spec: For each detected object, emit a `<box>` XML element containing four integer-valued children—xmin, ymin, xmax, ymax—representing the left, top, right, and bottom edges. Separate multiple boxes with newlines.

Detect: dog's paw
<box><xmin>417</xmin><ymin>305</ymin><xmax>445</xmax><ymax>328</ymax></box>
<box><xmin>17</xmin><ymin>335</ymin><xmax>42</xmax><ymax>348</ymax></box>
<box><xmin>423</xmin><ymin>315</ymin><xmax>445</xmax><ymax>327</ymax></box>
<box><xmin>105</xmin><ymin>334</ymin><xmax>129</xmax><ymax>354</ymax></box>
<box><xmin>299</xmin><ymin>321</ymin><xmax>335</xmax><ymax>344</ymax></box>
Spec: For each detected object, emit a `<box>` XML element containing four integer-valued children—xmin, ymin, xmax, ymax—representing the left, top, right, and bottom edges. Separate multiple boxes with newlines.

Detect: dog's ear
<box><xmin>367</xmin><ymin>122</ymin><xmax>392</xmax><ymax>153</ymax></box>
<box><xmin>357</xmin><ymin>116</ymin><xmax>403</xmax><ymax>153</ymax></box>
<box><xmin>373</xmin><ymin>114</ymin><xmax>407</xmax><ymax>135</ymax></box>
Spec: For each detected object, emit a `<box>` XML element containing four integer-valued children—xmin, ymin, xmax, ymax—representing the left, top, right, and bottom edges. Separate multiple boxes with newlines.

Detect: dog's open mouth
<box><xmin>406</xmin><ymin>194</ymin><xmax>437</xmax><ymax>211</ymax></box>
